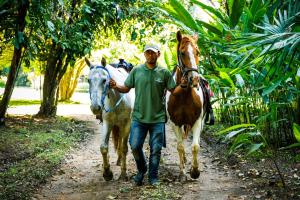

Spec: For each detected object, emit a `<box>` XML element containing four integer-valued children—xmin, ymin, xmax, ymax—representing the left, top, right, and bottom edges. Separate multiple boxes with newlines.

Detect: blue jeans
<box><xmin>129</xmin><ymin>120</ymin><xmax>165</xmax><ymax>182</ymax></box>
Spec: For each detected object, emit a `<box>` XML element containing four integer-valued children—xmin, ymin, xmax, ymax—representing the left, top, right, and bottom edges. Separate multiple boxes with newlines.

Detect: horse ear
<box><xmin>101</xmin><ymin>57</ymin><xmax>107</xmax><ymax>67</ymax></box>
<box><xmin>192</xmin><ymin>33</ymin><xmax>199</xmax><ymax>42</ymax></box>
<box><xmin>85</xmin><ymin>57</ymin><xmax>91</xmax><ymax>67</ymax></box>
<box><xmin>177</xmin><ymin>31</ymin><xmax>182</xmax><ymax>42</ymax></box>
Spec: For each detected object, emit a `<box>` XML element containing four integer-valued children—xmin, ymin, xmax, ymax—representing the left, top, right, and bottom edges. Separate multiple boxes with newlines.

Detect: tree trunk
<box><xmin>0</xmin><ymin>1</ymin><xmax>29</xmax><ymax>126</ymax></box>
<box><xmin>37</xmin><ymin>47</ymin><xmax>69</xmax><ymax>117</ymax></box>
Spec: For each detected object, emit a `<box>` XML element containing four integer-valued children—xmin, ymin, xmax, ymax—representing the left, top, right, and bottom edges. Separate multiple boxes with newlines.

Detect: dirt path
<box><xmin>31</xmin><ymin>114</ymin><xmax>245</xmax><ymax>200</ymax></box>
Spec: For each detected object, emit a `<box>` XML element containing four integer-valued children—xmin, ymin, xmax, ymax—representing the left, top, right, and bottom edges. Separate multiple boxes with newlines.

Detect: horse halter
<box><xmin>89</xmin><ymin>66</ymin><xmax>124</xmax><ymax>113</ymax></box>
<box><xmin>177</xmin><ymin>48</ymin><xmax>199</xmax><ymax>86</ymax></box>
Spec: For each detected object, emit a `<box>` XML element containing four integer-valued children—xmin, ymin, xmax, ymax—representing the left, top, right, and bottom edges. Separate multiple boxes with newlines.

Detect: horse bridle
<box><xmin>177</xmin><ymin>49</ymin><xmax>199</xmax><ymax>85</ymax></box>
<box><xmin>89</xmin><ymin>66</ymin><xmax>124</xmax><ymax>113</ymax></box>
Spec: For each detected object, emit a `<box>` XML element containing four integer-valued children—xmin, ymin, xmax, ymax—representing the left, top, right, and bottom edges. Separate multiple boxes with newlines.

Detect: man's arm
<box><xmin>109</xmin><ymin>79</ymin><xmax>131</xmax><ymax>93</ymax></box>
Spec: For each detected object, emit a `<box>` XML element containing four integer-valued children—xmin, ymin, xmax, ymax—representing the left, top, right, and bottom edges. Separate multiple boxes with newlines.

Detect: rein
<box><xmin>90</xmin><ymin>65</ymin><xmax>124</xmax><ymax>113</ymax></box>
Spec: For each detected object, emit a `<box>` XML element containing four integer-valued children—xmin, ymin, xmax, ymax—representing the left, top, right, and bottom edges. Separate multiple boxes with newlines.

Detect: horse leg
<box><xmin>173</xmin><ymin>124</ymin><xmax>187</xmax><ymax>182</ymax></box>
<box><xmin>118</xmin><ymin>134</ymin><xmax>129</xmax><ymax>181</ymax></box>
<box><xmin>115</xmin><ymin>127</ymin><xmax>122</xmax><ymax>166</ymax></box>
<box><xmin>100</xmin><ymin>121</ymin><xmax>113</xmax><ymax>181</ymax></box>
<box><xmin>190</xmin><ymin>117</ymin><xmax>203</xmax><ymax>179</ymax></box>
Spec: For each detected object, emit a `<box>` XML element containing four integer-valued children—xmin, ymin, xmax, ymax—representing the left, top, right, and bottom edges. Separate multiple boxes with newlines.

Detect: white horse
<box><xmin>86</xmin><ymin>58</ymin><xmax>134</xmax><ymax>181</ymax></box>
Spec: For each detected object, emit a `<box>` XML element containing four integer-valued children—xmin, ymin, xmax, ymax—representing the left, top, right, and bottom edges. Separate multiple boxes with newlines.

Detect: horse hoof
<box><xmin>118</xmin><ymin>173</ymin><xmax>128</xmax><ymax>181</ymax></box>
<box><xmin>103</xmin><ymin>168</ymin><xmax>113</xmax><ymax>181</ymax></box>
<box><xmin>190</xmin><ymin>168</ymin><xmax>200</xmax><ymax>179</ymax></box>
<box><xmin>178</xmin><ymin>173</ymin><xmax>188</xmax><ymax>182</ymax></box>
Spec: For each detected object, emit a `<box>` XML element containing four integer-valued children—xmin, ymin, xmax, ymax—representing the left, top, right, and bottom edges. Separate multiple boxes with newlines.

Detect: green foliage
<box><xmin>139</xmin><ymin>184</ymin><xmax>180</xmax><ymax>200</ymax></box>
<box><xmin>0</xmin><ymin>80</ymin><xmax>5</xmax><ymax>88</ymax></box>
<box><xmin>154</xmin><ymin>0</ymin><xmax>300</xmax><ymax>149</ymax></box>
<box><xmin>216</xmin><ymin>123</ymin><xmax>267</xmax><ymax>155</ymax></box>
<box><xmin>0</xmin><ymin>116</ymin><xmax>90</xmax><ymax>200</ymax></box>
<box><xmin>216</xmin><ymin>123</ymin><xmax>256</xmax><ymax>136</ymax></box>
<box><xmin>293</xmin><ymin>123</ymin><xmax>300</xmax><ymax>143</ymax></box>
<box><xmin>8</xmin><ymin>100</ymin><xmax>40</xmax><ymax>106</ymax></box>
<box><xmin>228</xmin><ymin>0</ymin><xmax>246</xmax><ymax>28</ymax></box>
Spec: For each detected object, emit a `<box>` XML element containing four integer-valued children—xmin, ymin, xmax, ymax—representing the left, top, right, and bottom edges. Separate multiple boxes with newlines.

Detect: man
<box><xmin>109</xmin><ymin>43</ymin><xmax>185</xmax><ymax>186</ymax></box>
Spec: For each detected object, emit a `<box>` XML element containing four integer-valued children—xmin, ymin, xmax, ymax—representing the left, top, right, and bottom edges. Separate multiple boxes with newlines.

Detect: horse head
<box><xmin>85</xmin><ymin>57</ymin><xmax>110</xmax><ymax>115</ymax></box>
<box><xmin>176</xmin><ymin>31</ymin><xmax>200</xmax><ymax>88</ymax></box>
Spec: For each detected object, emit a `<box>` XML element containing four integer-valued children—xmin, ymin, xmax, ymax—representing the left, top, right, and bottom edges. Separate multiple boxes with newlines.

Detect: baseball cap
<box><xmin>143</xmin><ymin>43</ymin><xmax>160</xmax><ymax>53</ymax></box>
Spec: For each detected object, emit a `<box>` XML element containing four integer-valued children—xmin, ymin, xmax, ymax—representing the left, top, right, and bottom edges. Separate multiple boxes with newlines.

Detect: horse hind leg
<box><xmin>111</xmin><ymin>126</ymin><xmax>122</xmax><ymax>166</ymax></box>
<box><xmin>118</xmin><ymin>134</ymin><xmax>129</xmax><ymax>181</ymax></box>
<box><xmin>118</xmin><ymin>123</ymin><xmax>130</xmax><ymax>181</ymax></box>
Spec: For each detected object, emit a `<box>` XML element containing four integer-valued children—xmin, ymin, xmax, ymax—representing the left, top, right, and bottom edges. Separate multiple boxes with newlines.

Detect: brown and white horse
<box><xmin>167</xmin><ymin>31</ymin><xmax>207</xmax><ymax>181</ymax></box>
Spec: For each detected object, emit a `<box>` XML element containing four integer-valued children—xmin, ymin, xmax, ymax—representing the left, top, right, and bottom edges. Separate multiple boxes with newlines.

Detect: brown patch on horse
<box><xmin>111</xmin><ymin>125</ymin><xmax>119</xmax><ymax>152</ymax></box>
<box><xmin>168</xmin><ymin>31</ymin><xmax>202</xmax><ymax>127</ymax></box>
<box><xmin>168</xmin><ymin>87</ymin><xmax>202</xmax><ymax>127</ymax></box>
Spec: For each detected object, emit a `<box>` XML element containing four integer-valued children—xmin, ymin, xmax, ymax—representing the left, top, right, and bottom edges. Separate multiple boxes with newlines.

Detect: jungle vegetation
<box><xmin>0</xmin><ymin>0</ymin><xmax>299</xmax><ymax>152</ymax></box>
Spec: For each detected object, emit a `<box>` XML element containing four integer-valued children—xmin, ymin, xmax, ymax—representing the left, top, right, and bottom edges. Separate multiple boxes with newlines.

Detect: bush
<box><xmin>0</xmin><ymin>79</ymin><xmax>5</xmax><ymax>88</ymax></box>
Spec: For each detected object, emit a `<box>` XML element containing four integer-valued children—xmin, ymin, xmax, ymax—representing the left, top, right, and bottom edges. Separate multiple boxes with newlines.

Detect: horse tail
<box><xmin>111</xmin><ymin>126</ymin><xmax>120</xmax><ymax>152</ymax></box>
<box><xmin>183</xmin><ymin>125</ymin><xmax>191</xmax><ymax>139</ymax></box>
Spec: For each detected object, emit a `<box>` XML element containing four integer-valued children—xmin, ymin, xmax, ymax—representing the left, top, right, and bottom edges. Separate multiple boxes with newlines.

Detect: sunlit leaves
<box><xmin>293</xmin><ymin>123</ymin><xmax>300</xmax><ymax>143</ymax></box>
<box><xmin>47</xmin><ymin>21</ymin><xmax>55</xmax><ymax>32</ymax></box>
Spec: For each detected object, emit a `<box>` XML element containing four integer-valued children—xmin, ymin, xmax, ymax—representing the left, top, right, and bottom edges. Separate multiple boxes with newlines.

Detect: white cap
<box><xmin>143</xmin><ymin>43</ymin><xmax>160</xmax><ymax>53</ymax></box>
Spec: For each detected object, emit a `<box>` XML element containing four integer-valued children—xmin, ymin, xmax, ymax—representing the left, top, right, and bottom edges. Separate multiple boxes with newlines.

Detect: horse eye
<box><xmin>88</xmin><ymin>79</ymin><xmax>91</xmax><ymax>84</ymax></box>
<box><xmin>181</xmin><ymin>52</ymin><xmax>185</xmax><ymax>56</ymax></box>
<box><xmin>102</xmin><ymin>79</ymin><xmax>106</xmax><ymax>84</ymax></box>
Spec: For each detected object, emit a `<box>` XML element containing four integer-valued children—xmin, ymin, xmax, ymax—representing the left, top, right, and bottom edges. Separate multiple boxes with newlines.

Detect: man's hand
<box><xmin>109</xmin><ymin>78</ymin><xmax>117</xmax><ymax>88</ymax></box>
<box><xmin>109</xmin><ymin>78</ymin><xmax>131</xmax><ymax>93</ymax></box>
<box><xmin>180</xmin><ymin>77</ymin><xmax>188</xmax><ymax>88</ymax></box>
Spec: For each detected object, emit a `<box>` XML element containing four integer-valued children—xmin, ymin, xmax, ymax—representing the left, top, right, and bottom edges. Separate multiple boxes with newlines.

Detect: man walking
<box><xmin>109</xmin><ymin>43</ymin><xmax>184</xmax><ymax>186</ymax></box>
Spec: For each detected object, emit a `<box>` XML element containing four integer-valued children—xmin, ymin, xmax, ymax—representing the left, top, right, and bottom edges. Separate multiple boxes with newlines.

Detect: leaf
<box><xmin>131</xmin><ymin>29</ymin><xmax>137</xmax><ymax>41</ymax></box>
<box><xmin>47</xmin><ymin>21</ymin><xmax>55</xmax><ymax>32</ymax></box>
<box><xmin>25</xmin><ymin>15</ymin><xmax>32</xmax><ymax>24</ymax></box>
<box><xmin>168</xmin><ymin>0</ymin><xmax>199</xmax><ymax>31</ymax></box>
<box><xmin>254</xmin><ymin>8</ymin><xmax>267</xmax><ymax>23</ymax></box>
<box><xmin>215</xmin><ymin>124</ymin><xmax>256</xmax><ymax>136</ymax></box>
<box><xmin>191</xmin><ymin>0</ymin><xmax>228</xmax><ymax>24</ymax></box>
<box><xmin>261</xmin><ymin>78</ymin><xmax>282</xmax><ymax>96</ymax></box>
<box><xmin>196</xmin><ymin>20</ymin><xmax>222</xmax><ymax>36</ymax></box>
<box><xmin>293</xmin><ymin>123</ymin><xmax>300</xmax><ymax>143</ymax></box>
<box><xmin>235</xmin><ymin>74</ymin><xmax>244</xmax><ymax>87</ymax></box>
<box><xmin>250</xmin><ymin>0</ymin><xmax>262</xmax><ymax>17</ymax></box>
<box><xmin>280</xmin><ymin>143</ymin><xmax>300</xmax><ymax>150</ymax></box>
<box><xmin>224</xmin><ymin>128</ymin><xmax>247</xmax><ymax>141</ymax></box>
<box><xmin>219</xmin><ymin>71</ymin><xmax>235</xmax><ymax>88</ymax></box>
<box><xmin>247</xmin><ymin>143</ymin><xmax>264</xmax><ymax>155</ymax></box>
<box><xmin>229</xmin><ymin>0</ymin><xmax>246</xmax><ymax>28</ymax></box>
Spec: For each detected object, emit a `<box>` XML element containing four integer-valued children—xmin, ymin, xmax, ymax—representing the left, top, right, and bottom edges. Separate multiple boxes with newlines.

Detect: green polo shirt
<box><xmin>124</xmin><ymin>63</ymin><xmax>176</xmax><ymax>123</ymax></box>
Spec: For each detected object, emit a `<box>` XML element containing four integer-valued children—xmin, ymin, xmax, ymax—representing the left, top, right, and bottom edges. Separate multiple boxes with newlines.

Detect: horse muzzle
<box><xmin>90</xmin><ymin>105</ymin><xmax>102</xmax><ymax>115</ymax></box>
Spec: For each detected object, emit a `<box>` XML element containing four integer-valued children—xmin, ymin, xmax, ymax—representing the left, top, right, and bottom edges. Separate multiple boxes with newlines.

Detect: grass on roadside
<box><xmin>0</xmin><ymin>116</ymin><xmax>91</xmax><ymax>200</ymax></box>
<box><xmin>2</xmin><ymin>99</ymin><xmax>81</xmax><ymax>106</ymax></box>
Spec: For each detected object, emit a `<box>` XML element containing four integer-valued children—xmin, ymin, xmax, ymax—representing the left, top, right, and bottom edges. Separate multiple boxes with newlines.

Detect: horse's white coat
<box><xmin>88</xmin><ymin>64</ymin><xmax>134</xmax><ymax>180</ymax></box>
